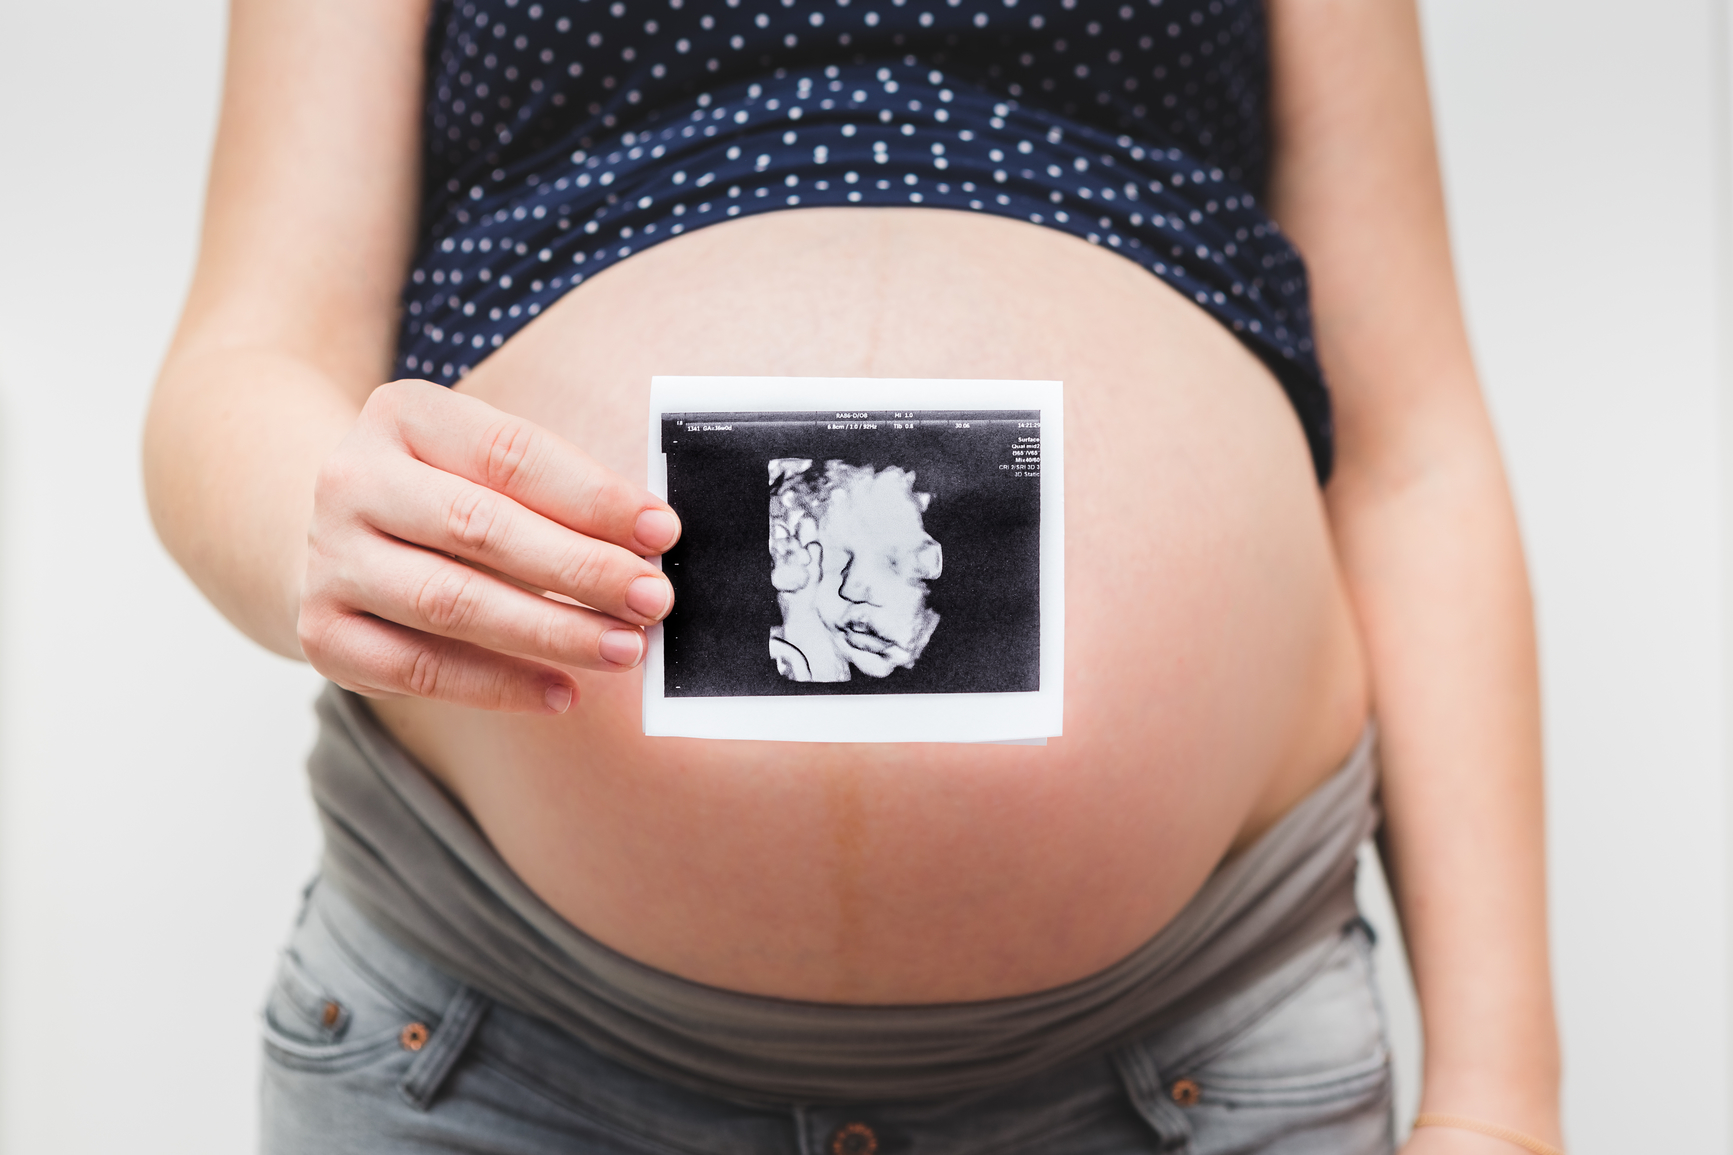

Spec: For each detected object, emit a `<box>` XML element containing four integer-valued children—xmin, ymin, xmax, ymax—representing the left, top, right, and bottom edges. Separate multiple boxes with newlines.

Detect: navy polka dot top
<box><xmin>400</xmin><ymin>0</ymin><xmax>1332</xmax><ymax>479</ymax></box>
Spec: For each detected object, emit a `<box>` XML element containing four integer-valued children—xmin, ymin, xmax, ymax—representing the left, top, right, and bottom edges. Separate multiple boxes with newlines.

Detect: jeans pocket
<box><xmin>262</xmin><ymin>953</ymin><xmax>410</xmax><ymax>1073</ymax></box>
<box><xmin>260</xmin><ymin>890</ymin><xmax>427</xmax><ymax>1075</ymax></box>
<box><xmin>1121</xmin><ymin>924</ymin><xmax>1395</xmax><ymax>1155</ymax></box>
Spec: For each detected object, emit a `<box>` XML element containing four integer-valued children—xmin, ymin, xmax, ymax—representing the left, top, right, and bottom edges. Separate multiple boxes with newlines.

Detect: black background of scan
<box><xmin>661</xmin><ymin>420</ymin><xmax>1040</xmax><ymax>697</ymax></box>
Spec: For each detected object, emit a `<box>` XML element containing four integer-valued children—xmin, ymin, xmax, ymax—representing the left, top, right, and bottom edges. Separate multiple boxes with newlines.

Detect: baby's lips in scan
<box><xmin>840</xmin><ymin>621</ymin><xmax>896</xmax><ymax>655</ymax></box>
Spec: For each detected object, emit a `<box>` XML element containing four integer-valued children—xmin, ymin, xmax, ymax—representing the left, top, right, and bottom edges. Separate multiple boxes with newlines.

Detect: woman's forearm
<box><xmin>1328</xmin><ymin>442</ymin><xmax>1561</xmax><ymax>1142</ymax></box>
<box><xmin>144</xmin><ymin>0</ymin><xmax>434</xmax><ymax>658</ymax></box>
<box><xmin>144</xmin><ymin>344</ymin><xmax>363</xmax><ymax>658</ymax></box>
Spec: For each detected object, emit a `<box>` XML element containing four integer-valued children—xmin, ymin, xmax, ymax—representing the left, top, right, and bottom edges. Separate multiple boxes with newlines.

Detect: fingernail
<box><xmin>626</xmin><ymin>575</ymin><xmax>673</xmax><ymax>620</ymax></box>
<box><xmin>634</xmin><ymin>508</ymin><xmax>681</xmax><ymax>552</ymax></box>
<box><xmin>599</xmin><ymin>629</ymin><xmax>645</xmax><ymax>667</ymax></box>
<box><xmin>544</xmin><ymin>684</ymin><xmax>574</xmax><ymax>714</ymax></box>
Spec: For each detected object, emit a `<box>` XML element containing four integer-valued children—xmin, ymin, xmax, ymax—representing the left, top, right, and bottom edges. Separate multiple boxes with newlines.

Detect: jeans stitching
<box><xmin>260</xmin><ymin>1025</ymin><xmax>405</xmax><ymax>1072</ymax></box>
<box><xmin>271</xmin><ymin>948</ymin><xmax>350</xmax><ymax>1042</ymax></box>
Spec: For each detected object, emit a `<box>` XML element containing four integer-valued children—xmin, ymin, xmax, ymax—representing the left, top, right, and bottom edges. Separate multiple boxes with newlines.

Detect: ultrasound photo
<box><xmin>657</xmin><ymin>409</ymin><xmax>1042</xmax><ymax>699</ymax></box>
<box><xmin>644</xmin><ymin>377</ymin><xmax>1063</xmax><ymax>743</ymax></box>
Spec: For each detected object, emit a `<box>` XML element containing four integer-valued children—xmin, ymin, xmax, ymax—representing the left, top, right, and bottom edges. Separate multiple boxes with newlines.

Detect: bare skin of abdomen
<box><xmin>371</xmin><ymin>207</ymin><xmax>1371</xmax><ymax>1005</ymax></box>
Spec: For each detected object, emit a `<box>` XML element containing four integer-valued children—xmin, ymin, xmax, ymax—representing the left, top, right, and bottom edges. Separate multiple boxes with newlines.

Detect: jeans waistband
<box><xmin>309</xmin><ymin>683</ymin><xmax>1379</xmax><ymax>1104</ymax></box>
<box><xmin>288</xmin><ymin>872</ymin><xmax>1385</xmax><ymax>1151</ymax></box>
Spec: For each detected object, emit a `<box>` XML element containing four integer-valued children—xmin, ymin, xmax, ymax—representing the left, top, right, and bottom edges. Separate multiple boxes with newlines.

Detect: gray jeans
<box><xmin>261</xmin><ymin>879</ymin><xmax>1394</xmax><ymax>1154</ymax></box>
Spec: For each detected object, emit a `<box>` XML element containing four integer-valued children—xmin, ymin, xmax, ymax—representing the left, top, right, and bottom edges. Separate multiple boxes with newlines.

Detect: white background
<box><xmin>0</xmin><ymin>1</ymin><xmax>1726</xmax><ymax>1150</ymax></box>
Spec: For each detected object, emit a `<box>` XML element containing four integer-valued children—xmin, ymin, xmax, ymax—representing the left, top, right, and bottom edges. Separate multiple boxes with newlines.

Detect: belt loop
<box><xmin>398</xmin><ymin>986</ymin><xmax>490</xmax><ymax>1112</ymax></box>
<box><xmin>1112</xmin><ymin>1042</ymin><xmax>1194</xmax><ymax>1153</ymax></box>
<box><xmin>792</xmin><ymin>1105</ymin><xmax>818</xmax><ymax>1155</ymax></box>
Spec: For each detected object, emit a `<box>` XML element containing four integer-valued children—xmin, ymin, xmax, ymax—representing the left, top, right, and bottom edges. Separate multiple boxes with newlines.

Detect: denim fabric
<box><xmin>261</xmin><ymin>879</ymin><xmax>1393</xmax><ymax>1155</ymax></box>
<box><xmin>311</xmin><ymin>687</ymin><xmax>1377</xmax><ymax>1103</ymax></box>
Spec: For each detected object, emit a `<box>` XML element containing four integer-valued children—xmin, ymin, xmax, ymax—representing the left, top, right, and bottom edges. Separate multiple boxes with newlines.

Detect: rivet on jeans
<box><xmin>829</xmin><ymin>1122</ymin><xmax>878</xmax><ymax>1155</ymax></box>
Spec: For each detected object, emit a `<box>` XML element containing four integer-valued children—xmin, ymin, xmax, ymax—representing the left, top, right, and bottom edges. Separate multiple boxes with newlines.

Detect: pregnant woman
<box><xmin>145</xmin><ymin>0</ymin><xmax>1561</xmax><ymax>1151</ymax></box>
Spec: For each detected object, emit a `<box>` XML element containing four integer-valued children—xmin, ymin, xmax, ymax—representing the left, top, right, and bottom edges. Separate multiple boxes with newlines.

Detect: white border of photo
<box><xmin>644</xmin><ymin>376</ymin><xmax>1064</xmax><ymax>744</ymax></box>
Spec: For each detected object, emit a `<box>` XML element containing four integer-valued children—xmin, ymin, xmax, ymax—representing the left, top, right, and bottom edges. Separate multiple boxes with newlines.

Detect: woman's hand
<box><xmin>297</xmin><ymin>379</ymin><xmax>681</xmax><ymax>714</ymax></box>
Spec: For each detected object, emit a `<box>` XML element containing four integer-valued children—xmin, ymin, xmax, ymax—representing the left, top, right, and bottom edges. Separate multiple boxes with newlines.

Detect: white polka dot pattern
<box><xmin>398</xmin><ymin>0</ymin><xmax>1333</xmax><ymax>479</ymax></box>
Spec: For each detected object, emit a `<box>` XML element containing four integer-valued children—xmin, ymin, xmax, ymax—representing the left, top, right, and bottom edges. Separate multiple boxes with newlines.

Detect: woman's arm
<box><xmin>146</xmin><ymin>0</ymin><xmax>429</xmax><ymax>653</ymax></box>
<box><xmin>145</xmin><ymin>0</ymin><xmax>680</xmax><ymax>713</ymax></box>
<box><xmin>1265</xmin><ymin>2</ymin><xmax>1562</xmax><ymax>1150</ymax></box>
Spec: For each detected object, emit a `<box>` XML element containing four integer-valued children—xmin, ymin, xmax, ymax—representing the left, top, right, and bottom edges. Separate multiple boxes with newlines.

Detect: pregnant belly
<box><xmin>370</xmin><ymin>207</ymin><xmax>1370</xmax><ymax>1003</ymax></box>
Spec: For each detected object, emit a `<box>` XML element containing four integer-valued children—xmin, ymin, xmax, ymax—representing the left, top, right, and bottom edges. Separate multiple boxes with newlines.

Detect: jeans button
<box><xmin>1169</xmin><ymin>1077</ymin><xmax>1202</xmax><ymax>1106</ymax></box>
<box><xmin>829</xmin><ymin>1121</ymin><xmax>879</xmax><ymax>1155</ymax></box>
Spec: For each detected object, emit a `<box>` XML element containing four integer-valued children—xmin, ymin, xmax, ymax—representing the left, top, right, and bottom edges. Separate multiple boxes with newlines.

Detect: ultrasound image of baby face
<box><xmin>768</xmin><ymin>459</ymin><xmax>943</xmax><ymax>682</ymax></box>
